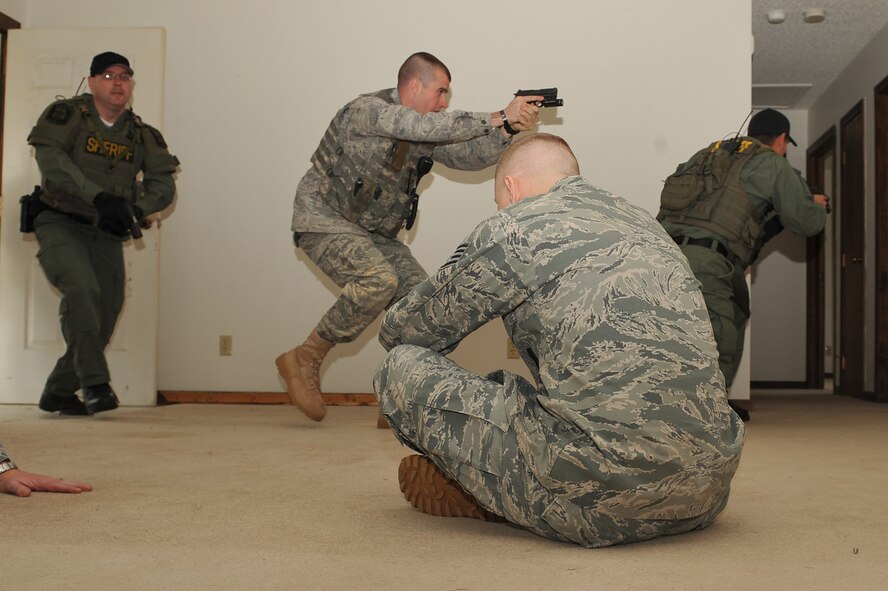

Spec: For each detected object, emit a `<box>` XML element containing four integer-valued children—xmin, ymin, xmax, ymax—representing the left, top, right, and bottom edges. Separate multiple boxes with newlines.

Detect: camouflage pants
<box><xmin>679</xmin><ymin>244</ymin><xmax>749</xmax><ymax>389</ymax></box>
<box><xmin>374</xmin><ymin>344</ymin><xmax>730</xmax><ymax>547</ymax></box>
<box><xmin>296</xmin><ymin>231</ymin><xmax>427</xmax><ymax>343</ymax></box>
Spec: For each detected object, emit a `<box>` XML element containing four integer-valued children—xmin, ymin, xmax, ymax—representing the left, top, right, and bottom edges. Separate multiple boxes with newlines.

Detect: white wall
<box><xmin>9</xmin><ymin>0</ymin><xmax>752</xmax><ymax>394</ymax></box>
<box><xmin>0</xmin><ymin>0</ymin><xmax>25</xmax><ymax>23</ymax></box>
<box><xmin>808</xmin><ymin>21</ymin><xmax>888</xmax><ymax>393</ymax></box>
<box><xmin>749</xmin><ymin>109</ymin><xmax>809</xmax><ymax>382</ymax></box>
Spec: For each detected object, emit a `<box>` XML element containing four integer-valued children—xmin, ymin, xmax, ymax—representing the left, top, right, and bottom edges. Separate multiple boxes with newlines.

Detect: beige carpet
<box><xmin>2</xmin><ymin>392</ymin><xmax>886</xmax><ymax>590</ymax></box>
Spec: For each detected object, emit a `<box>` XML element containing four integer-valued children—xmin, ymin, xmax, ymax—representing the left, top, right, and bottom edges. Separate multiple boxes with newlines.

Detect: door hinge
<box><xmin>841</xmin><ymin>355</ymin><xmax>847</xmax><ymax>370</ymax></box>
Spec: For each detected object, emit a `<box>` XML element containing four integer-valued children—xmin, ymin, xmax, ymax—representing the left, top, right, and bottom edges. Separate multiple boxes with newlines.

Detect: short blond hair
<box><xmin>495</xmin><ymin>133</ymin><xmax>579</xmax><ymax>186</ymax></box>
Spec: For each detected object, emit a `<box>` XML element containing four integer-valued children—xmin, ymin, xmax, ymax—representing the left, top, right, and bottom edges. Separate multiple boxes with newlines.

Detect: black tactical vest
<box><xmin>28</xmin><ymin>96</ymin><xmax>144</xmax><ymax>222</ymax></box>
<box><xmin>657</xmin><ymin>137</ymin><xmax>772</xmax><ymax>266</ymax></box>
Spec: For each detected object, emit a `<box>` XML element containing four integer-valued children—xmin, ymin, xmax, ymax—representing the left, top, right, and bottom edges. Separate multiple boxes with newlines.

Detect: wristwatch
<box><xmin>0</xmin><ymin>459</ymin><xmax>18</xmax><ymax>474</ymax></box>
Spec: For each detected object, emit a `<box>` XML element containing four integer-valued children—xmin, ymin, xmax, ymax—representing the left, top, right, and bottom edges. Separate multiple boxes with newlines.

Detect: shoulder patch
<box><xmin>47</xmin><ymin>103</ymin><xmax>74</xmax><ymax>125</ymax></box>
<box><xmin>441</xmin><ymin>243</ymin><xmax>469</xmax><ymax>268</ymax></box>
<box><xmin>148</xmin><ymin>126</ymin><xmax>168</xmax><ymax>149</ymax></box>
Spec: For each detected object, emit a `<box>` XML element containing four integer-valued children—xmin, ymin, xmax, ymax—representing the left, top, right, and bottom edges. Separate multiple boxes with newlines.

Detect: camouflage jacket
<box><xmin>381</xmin><ymin>176</ymin><xmax>745</xmax><ymax>521</ymax></box>
<box><xmin>0</xmin><ymin>443</ymin><xmax>9</xmax><ymax>464</ymax></box>
<box><xmin>291</xmin><ymin>88</ymin><xmax>510</xmax><ymax>236</ymax></box>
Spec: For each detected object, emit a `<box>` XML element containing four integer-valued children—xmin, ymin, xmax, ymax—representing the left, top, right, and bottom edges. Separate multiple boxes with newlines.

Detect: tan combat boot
<box><xmin>398</xmin><ymin>455</ymin><xmax>506</xmax><ymax>522</ymax></box>
<box><xmin>275</xmin><ymin>330</ymin><xmax>333</xmax><ymax>421</ymax></box>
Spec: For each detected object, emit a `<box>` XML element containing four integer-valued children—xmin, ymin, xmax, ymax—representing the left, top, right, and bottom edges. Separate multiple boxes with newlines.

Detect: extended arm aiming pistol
<box><xmin>515</xmin><ymin>88</ymin><xmax>563</xmax><ymax>107</ymax></box>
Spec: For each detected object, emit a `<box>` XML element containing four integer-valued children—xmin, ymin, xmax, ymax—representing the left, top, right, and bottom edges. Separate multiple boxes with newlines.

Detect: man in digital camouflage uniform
<box><xmin>278</xmin><ymin>52</ymin><xmax>542</xmax><ymax>422</ymax></box>
<box><xmin>28</xmin><ymin>51</ymin><xmax>179</xmax><ymax>416</ymax></box>
<box><xmin>374</xmin><ymin>134</ymin><xmax>745</xmax><ymax>548</ymax></box>
<box><xmin>0</xmin><ymin>442</ymin><xmax>92</xmax><ymax>497</ymax></box>
<box><xmin>658</xmin><ymin>109</ymin><xmax>828</xmax><ymax>420</ymax></box>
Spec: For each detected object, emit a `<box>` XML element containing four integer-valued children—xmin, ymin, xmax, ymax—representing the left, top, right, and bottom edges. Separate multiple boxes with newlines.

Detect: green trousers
<box><xmin>34</xmin><ymin>211</ymin><xmax>125</xmax><ymax>396</ymax></box>
<box><xmin>679</xmin><ymin>244</ymin><xmax>749</xmax><ymax>388</ymax></box>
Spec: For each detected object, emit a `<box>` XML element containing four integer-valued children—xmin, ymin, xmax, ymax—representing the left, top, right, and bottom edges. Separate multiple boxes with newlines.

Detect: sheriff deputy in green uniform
<box><xmin>27</xmin><ymin>51</ymin><xmax>179</xmax><ymax>416</ymax></box>
<box><xmin>658</xmin><ymin>109</ymin><xmax>828</xmax><ymax>420</ymax></box>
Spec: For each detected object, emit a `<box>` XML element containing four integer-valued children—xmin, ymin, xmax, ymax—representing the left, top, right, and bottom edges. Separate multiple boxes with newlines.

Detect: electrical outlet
<box><xmin>219</xmin><ymin>335</ymin><xmax>233</xmax><ymax>356</ymax></box>
<box><xmin>506</xmin><ymin>340</ymin><xmax>520</xmax><ymax>359</ymax></box>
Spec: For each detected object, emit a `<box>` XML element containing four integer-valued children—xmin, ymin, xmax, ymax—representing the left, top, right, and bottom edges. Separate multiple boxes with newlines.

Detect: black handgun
<box><xmin>809</xmin><ymin>185</ymin><xmax>832</xmax><ymax>214</ymax></box>
<box><xmin>125</xmin><ymin>202</ymin><xmax>143</xmax><ymax>239</ymax></box>
<box><xmin>19</xmin><ymin>186</ymin><xmax>46</xmax><ymax>233</ymax></box>
<box><xmin>515</xmin><ymin>88</ymin><xmax>563</xmax><ymax>107</ymax></box>
<box><xmin>405</xmin><ymin>156</ymin><xmax>433</xmax><ymax>231</ymax></box>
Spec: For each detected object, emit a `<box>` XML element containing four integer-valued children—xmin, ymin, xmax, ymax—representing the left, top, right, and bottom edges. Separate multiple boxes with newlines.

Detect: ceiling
<box><xmin>751</xmin><ymin>0</ymin><xmax>888</xmax><ymax>108</ymax></box>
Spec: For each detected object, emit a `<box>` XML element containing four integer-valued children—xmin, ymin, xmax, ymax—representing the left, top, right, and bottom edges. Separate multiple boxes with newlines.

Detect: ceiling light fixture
<box><xmin>803</xmin><ymin>8</ymin><xmax>826</xmax><ymax>23</ymax></box>
<box><xmin>767</xmin><ymin>10</ymin><xmax>786</xmax><ymax>24</ymax></box>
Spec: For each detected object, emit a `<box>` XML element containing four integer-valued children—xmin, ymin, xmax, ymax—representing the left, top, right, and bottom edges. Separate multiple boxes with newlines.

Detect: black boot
<box><xmin>38</xmin><ymin>392</ymin><xmax>89</xmax><ymax>416</ymax></box>
<box><xmin>82</xmin><ymin>384</ymin><xmax>119</xmax><ymax>415</ymax></box>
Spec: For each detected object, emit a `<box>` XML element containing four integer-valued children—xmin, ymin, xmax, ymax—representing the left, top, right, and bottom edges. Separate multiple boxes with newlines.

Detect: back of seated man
<box><xmin>374</xmin><ymin>133</ymin><xmax>746</xmax><ymax>547</ymax></box>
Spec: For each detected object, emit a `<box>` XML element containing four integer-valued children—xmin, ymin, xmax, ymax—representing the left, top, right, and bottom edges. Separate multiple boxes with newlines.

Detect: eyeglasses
<box><xmin>100</xmin><ymin>72</ymin><xmax>132</xmax><ymax>82</ymax></box>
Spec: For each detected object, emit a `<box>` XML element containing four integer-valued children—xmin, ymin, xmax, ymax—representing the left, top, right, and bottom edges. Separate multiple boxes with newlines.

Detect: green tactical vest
<box><xmin>311</xmin><ymin>89</ymin><xmax>434</xmax><ymax>238</ymax></box>
<box><xmin>28</xmin><ymin>95</ymin><xmax>145</xmax><ymax>222</ymax></box>
<box><xmin>657</xmin><ymin>137</ymin><xmax>773</xmax><ymax>266</ymax></box>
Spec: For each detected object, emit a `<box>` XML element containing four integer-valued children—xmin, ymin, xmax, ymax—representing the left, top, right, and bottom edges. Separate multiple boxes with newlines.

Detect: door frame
<box><xmin>0</xmin><ymin>12</ymin><xmax>22</xmax><ymax>193</ymax></box>
<box><xmin>805</xmin><ymin>126</ymin><xmax>836</xmax><ymax>389</ymax></box>
<box><xmin>875</xmin><ymin>75</ymin><xmax>888</xmax><ymax>402</ymax></box>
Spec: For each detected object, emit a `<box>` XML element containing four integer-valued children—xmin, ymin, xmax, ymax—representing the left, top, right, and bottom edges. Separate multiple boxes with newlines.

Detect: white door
<box><xmin>0</xmin><ymin>28</ymin><xmax>167</xmax><ymax>406</ymax></box>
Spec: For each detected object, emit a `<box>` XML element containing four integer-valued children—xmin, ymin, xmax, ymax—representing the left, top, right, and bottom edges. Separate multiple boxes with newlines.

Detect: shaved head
<box><xmin>494</xmin><ymin>133</ymin><xmax>580</xmax><ymax>209</ymax></box>
<box><xmin>397</xmin><ymin>52</ymin><xmax>451</xmax><ymax>88</ymax></box>
<box><xmin>397</xmin><ymin>52</ymin><xmax>452</xmax><ymax>114</ymax></box>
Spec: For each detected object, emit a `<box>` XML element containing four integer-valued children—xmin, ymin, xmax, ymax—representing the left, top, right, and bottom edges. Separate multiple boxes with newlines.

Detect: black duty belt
<box><xmin>672</xmin><ymin>235</ymin><xmax>730</xmax><ymax>260</ymax></box>
<box><xmin>44</xmin><ymin>204</ymin><xmax>94</xmax><ymax>226</ymax></box>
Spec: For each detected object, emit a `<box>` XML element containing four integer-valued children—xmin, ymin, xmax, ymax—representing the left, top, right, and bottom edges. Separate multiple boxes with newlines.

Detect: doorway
<box><xmin>0</xmin><ymin>28</ymin><xmax>166</xmax><ymax>406</ymax></box>
<box><xmin>837</xmin><ymin>101</ymin><xmax>866</xmax><ymax>398</ymax></box>
<box><xmin>806</xmin><ymin>127</ymin><xmax>836</xmax><ymax>389</ymax></box>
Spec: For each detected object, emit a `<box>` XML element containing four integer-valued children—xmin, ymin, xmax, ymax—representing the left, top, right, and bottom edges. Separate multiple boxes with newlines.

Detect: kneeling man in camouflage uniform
<box><xmin>374</xmin><ymin>134</ymin><xmax>746</xmax><ymax>547</ymax></box>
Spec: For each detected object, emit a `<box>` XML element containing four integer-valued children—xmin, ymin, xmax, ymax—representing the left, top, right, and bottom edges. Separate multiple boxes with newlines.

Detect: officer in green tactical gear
<box><xmin>278</xmin><ymin>51</ymin><xmax>542</xmax><ymax>423</ymax></box>
<box><xmin>27</xmin><ymin>51</ymin><xmax>179</xmax><ymax>416</ymax></box>
<box><xmin>658</xmin><ymin>108</ymin><xmax>828</xmax><ymax>420</ymax></box>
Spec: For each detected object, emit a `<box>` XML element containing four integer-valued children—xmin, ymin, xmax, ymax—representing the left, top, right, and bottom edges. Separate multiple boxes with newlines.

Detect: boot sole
<box><xmin>85</xmin><ymin>393</ymin><xmax>119</xmax><ymax>415</ymax></box>
<box><xmin>398</xmin><ymin>455</ymin><xmax>505</xmax><ymax>522</ymax></box>
<box><xmin>39</xmin><ymin>394</ymin><xmax>89</xmax><ymax>416</ymax></box>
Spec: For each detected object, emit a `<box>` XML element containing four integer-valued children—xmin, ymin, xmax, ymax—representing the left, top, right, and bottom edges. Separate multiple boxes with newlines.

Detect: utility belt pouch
<box><xmin>19</xmin><ymin>185</ymin><xmax>46</xmax><ymax>233</ymax></box>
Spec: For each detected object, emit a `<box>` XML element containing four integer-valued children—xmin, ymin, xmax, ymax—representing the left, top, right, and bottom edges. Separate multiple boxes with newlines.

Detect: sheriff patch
<box><xmin>85</xmin><ymin>135</ymin><xmax>134</xmax><ymax>162</ymax></box>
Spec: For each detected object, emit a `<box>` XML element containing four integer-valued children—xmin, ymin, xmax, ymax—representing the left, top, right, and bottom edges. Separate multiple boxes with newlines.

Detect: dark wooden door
<box><xmin>838</xmin><ymin>102</ymin><xmax>866</xmax><ymax>397</ymax></box>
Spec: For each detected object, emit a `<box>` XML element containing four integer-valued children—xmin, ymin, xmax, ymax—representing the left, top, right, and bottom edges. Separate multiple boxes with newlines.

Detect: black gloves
<box><xmin>93</xmin><ymin>192</ymin><xmax>133</xmax><ymax>237</ymax></box>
